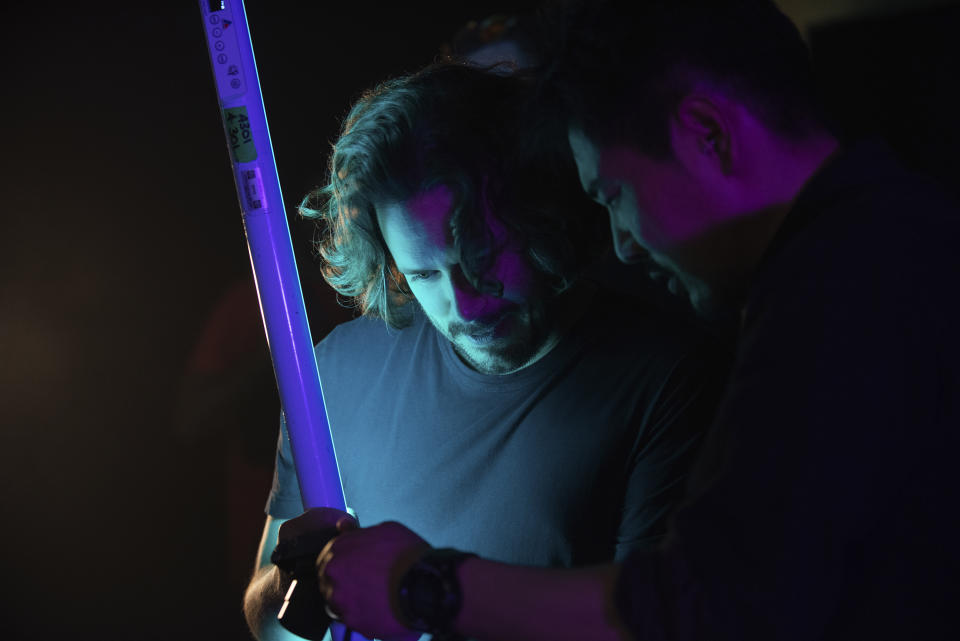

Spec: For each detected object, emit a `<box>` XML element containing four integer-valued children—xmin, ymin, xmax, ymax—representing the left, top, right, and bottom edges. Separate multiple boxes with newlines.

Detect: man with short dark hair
<box><xmin>310</xmin><ymin>2</ymin><xmax>959</xmax><ymax>640</ymax></box>
<box><xmin>242</xmin><ymin>62</ymin><xmax>728</xmax><ymax>641</ymax></box>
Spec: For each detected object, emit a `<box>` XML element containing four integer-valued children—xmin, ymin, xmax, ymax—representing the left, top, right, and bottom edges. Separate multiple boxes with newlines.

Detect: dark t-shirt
<box><xmin>617</xmin><ymin>141</ymin><xmax>960</xmax><ymax>640</ymax></box>
<box><xmin>268</xmin><ymin>295</ymin><xmax>728</xmax><ymax>566</ymax></box>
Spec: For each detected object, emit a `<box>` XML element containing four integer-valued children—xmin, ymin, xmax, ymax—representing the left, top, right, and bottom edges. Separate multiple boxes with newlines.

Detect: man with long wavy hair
<box><xmin>242</xmin><ymin>62</ymin><xmax>728</xmax><ymax>640</ymax></box>
<box><xmin>307</xmin><ymin>2</ymin><xmax>959</xmax><ymax>641</ymax></box>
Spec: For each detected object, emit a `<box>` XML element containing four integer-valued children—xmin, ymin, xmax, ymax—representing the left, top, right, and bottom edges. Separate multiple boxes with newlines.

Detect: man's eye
<box><xmin>407</xmin><ymin>271</ymin><xmax>437</xmax><ymax>282</ymax></box>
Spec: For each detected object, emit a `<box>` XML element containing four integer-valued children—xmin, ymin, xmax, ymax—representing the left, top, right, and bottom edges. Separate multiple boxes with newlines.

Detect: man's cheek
<box><xmin>494</xmin><ymin>252</ymin><xmax>533</xmax><ymax>298</ymax></box>
<box><xmin>410</xmin><ymin>286</ymin><xmax>443</xmax><ymax>318</ymax></box>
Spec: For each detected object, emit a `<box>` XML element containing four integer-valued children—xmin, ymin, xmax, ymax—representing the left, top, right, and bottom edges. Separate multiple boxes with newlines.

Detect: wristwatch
<box><xmin>396</xmin><ymin>548</ymin><xmax>477</xmax><ymax>641</ymax></box>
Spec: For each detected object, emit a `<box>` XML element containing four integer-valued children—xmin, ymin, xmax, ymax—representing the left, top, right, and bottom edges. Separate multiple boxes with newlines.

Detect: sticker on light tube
<box><xmin>241</xmin><ymin>167</ymin><xmax>266</xmax><ymax>213</ymax></box>
<box><xmin>224</xmin><ymin>106</ymin><xmax>257</xmax><ymax>162</ymax></box>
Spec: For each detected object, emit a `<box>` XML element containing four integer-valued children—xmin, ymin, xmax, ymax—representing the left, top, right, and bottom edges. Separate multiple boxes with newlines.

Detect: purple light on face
<box><xmin>448</xmin><ymin>312</ymin><xmax>508</xmax><ymax>341</ymax></box>
<box><xmin>597</xmin><ymin>146</ymin><xmax>707</xmax><ymax>250</ymax></box>
<box><xmin>380</xmin><ymin>182</ymin><xmax>551</xmax><ymax>374</ymax></box>
<box><xmin>404</xmin><ymin>184</ymin><xmax>527</xmax><ymax>324</ymax></box>
<box><xmin>452</xmin><ymin>274</ymin><xmax>501</xmax><ymax>321</ymax></box>
<box><xmin>405</xmin><ymin>186</ymin><xmax>453</xmax><ymax>247</ymax></box>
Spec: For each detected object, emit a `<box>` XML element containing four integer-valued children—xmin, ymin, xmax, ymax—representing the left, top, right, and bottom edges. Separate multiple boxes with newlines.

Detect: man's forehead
<box><xmin>378</xmin><ymin>182</ymin><xmax>515</xmax><ymax>264</ymax></box>
<box><xmin>406</xmin><ymin>185</ymin><xmax>455</xmax><ymax>226</ymax></box>
<box><xmin>376</xmin><ymin>186</ymin><xmax>455</xmax><ymax>271</ymax></box>
<box><xmin>378</xmin><ymin>185</ymin><xmax>451</xmax><ymax>243</ymax></box>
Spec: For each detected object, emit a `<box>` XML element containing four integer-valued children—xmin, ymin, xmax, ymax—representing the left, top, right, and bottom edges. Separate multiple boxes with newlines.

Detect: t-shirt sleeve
<box><xmin>265</xmin><ymin>412</ymin><xmax>306</xmax><ymax>519</ymax></box>
<box><xmin>614</xmin><ymin>343</ymin><xmax>730</xmax><ymax>560</ymax></box>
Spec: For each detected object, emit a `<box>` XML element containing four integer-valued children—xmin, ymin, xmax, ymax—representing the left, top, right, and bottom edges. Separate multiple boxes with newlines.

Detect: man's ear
<box><xmin>670</xmin><ymin>94</ymin><xmax>733</xmax><ymax>174</ymax></box>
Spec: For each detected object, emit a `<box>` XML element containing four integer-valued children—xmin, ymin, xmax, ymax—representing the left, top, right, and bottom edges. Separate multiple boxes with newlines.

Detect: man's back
<box><xmin>269</xmin><ymin>294</ymin><xmax>728</xmax><ymax>566</ymax></box>
<box><xmin>618</xmin><ymin>141</ymin><xmax>960</xmax><ymax>640</ymax></box>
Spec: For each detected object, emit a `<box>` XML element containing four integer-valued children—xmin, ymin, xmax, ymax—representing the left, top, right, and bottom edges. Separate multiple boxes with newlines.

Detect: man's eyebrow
<box><xmin>396</xmin><ymin>255</ymin><xmax>446</xmax><ymax>273</ymax></box>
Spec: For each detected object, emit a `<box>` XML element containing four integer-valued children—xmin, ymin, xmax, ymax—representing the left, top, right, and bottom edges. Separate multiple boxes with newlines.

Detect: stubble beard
<box><xmin>444</xmin><ymin>293</ymin><xmax>555</xmax><ymax>376</ymax></box>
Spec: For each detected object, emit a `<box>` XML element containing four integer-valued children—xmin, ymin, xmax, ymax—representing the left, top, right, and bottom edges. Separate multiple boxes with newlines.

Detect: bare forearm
<box><xmin>453</xmin><ymin>559</ymin><xmax>632</xmax><ymax>641</ymax></box>
<box><xmin>244</xmin><ymin>565</ymin><xmax>300</xmax><ymax>641</ymax></box>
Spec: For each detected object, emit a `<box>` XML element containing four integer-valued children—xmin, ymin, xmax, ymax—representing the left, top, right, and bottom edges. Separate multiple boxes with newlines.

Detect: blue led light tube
<box><xmin>197</xmin><ymin>0</ymin><xmax>346</xmax><ymax>513</ymax></box>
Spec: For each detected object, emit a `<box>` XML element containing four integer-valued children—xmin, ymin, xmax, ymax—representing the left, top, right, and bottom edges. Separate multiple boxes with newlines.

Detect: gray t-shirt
<box><xmin>268</xmin><ymin>297</ymin><xmax>727</xmax><ymax>566</ymax></box>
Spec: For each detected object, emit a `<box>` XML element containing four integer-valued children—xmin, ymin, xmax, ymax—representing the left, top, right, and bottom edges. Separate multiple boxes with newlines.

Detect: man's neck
<box><xmin>523</xmin><ymin>279</ymin><xmax>597</xmax><ymax>370</ymax></box>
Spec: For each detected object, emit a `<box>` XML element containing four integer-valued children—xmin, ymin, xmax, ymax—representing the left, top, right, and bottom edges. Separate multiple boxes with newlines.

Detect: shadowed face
<box><xmin>568</xmin><ymin>127</ymin><xmax>719</xmax><ymax>317</ymax></box>
<box><xmin>377</xmin><ymin>184</ymin><xmax>555</xmax><ymax>375</ymax></box>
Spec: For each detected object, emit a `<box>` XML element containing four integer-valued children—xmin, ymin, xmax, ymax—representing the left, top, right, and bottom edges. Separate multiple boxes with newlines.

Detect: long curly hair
<box><xmin>301</xmin><ymin>62</ymin><xmax>607</xmax><ymax>328</ymax></box>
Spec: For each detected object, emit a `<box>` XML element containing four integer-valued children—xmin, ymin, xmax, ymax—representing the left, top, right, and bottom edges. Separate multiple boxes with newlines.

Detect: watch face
<box><xmin>400</xmin><ymin>560</ymin><xmax>456</xmax><ymax>631</ymax></box>
<box><xmin>408</xmin><ymin>566</ymin><xmax>447</xmax><ymax>613</ymax></box>
<box><xmin>398</xmin><ymin>549</ymin><xmax>474</xmax><ymax>634</ymax></box>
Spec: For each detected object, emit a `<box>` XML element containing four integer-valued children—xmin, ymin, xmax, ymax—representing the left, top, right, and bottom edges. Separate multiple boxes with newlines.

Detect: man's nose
<box><xmin>451</xmin><ymin>268</ymin><xmax>494</xmax><ymax>322</ymax></box>
<box><xmin>610</xmin><ymin>217</ymin><xmax>646</xmax><ymax>264</ymax></box>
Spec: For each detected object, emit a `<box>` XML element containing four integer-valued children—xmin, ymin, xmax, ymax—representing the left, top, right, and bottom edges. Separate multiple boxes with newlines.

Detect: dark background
<box><xmin>1</xmin><ymin>1</ymin><xmax>956</xmax><ymax>639</ymax></box>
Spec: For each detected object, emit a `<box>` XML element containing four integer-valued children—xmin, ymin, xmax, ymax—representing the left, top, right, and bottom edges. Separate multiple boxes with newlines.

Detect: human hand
<box><xmin>268</xmin><ymin>508</ymin><xmax>360</xmax><ymax>641</ymax></box>
<box><xmin>316</xmin><ymin>521</ymin><xmax>431</xmax><ymax>641</ymax></box>
<box><xmin>279</xmin><ymin>506</ymin><xmax>357</xmax><ymax>541</ymax></box>
<box><xmin>273</xmin><ymin>507</ymin><xmax>358</xmax><ymax>572</ymax></box>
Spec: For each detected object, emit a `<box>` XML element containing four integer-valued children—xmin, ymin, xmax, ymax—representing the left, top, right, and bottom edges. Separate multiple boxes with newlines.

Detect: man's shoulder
<box><xmin>839</xmin><ymin>155</ymin><xmax>958</xmax><ymax>256</ymax></box>
<box><xmin>744</xmin><ymin>144</ymin><xmax>960</xmax><ymax>364</ymax></box>
<box><xmin>319</xmin><ymin>313</ymin><xmax>390</xmax><ymax>344</ymax></box>
<box><xmin>314</xmin><ymin>309</ymin><xmax>429</xmax><ymax>363</ymax></box>
<box><xmin>762</xmin><ymin>143</ymin><xmax>960</xmax><ymax>294</ymax></box>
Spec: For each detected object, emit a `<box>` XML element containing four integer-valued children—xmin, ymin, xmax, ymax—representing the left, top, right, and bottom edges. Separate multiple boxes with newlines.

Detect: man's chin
<box><xmin>452</xmin><ymin>338</ymin><xmax>533</xmax><ymax>376</ymax></box>
<box><xmin>689</xmin><ymin>289</ymin><xmax>740</xmax><ymax>328</ymax></box>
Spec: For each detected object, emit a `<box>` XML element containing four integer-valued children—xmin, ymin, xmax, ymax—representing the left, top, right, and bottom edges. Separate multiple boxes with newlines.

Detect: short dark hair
<box><xmin>539</xmin><ymin>0</ymin><xmax>826</xmax><ymax>157</ymax></box>
<box><xmin>302</xmin><ymin>62</ymin><xmax>607</xmax><ymax>328</ymax></box>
